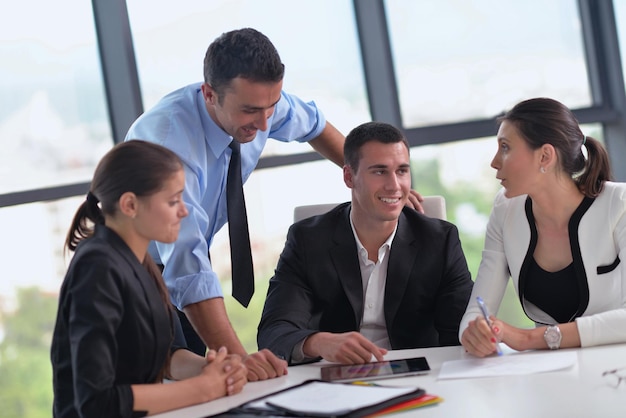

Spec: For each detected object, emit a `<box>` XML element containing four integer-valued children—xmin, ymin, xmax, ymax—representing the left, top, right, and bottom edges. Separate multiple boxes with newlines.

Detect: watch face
<box><xmin>545</xmin><ymin>326</ymin><xmax>562</xmax><ymax>349</ymax></box>
<box><xmin>545</xmin><ymin>330</ymin><xmax>558</xmax><ymax>343</ymax></box>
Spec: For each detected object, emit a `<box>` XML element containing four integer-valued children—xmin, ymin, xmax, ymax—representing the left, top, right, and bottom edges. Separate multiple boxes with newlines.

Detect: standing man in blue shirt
<box><xmin>126</xmin><ymin>28</ymin><xmax>422</xmax><ymax>381</ymax></box>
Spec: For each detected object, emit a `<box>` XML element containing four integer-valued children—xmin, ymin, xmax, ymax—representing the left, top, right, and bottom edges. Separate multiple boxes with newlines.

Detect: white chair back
<box><xmin>293</xmin><ymin>195</ymin><xmax>447</xmax><ymax>222</ymax></box>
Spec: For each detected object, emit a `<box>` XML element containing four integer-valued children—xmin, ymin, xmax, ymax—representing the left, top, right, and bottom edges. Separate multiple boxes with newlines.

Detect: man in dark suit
<box><xmin>257</xmin><ymin>121</ymin><xmax>473</xmax><ymax>365</ymax></box>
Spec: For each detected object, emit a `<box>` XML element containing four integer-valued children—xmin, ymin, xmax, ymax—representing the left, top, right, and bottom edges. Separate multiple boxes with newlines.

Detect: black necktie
<box><xmin>226</xmin><ymin>141</ymin><xmax>255</xmax><ymax>307</ymax></box>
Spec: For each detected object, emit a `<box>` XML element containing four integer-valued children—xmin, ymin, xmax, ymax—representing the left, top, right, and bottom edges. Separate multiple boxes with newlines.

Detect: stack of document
<box><xmin>365</xmin><ymin>393</ymin><xmax>443</xmax><ymax>417</ymax></box>
<box><xmin>232</xmin><ymin>380</ymin><xmax>440</xmax><ymax>417</ymax></box>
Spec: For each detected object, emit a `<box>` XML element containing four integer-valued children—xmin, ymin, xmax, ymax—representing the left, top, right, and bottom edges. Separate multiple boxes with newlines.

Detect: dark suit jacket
<box><xmin>257</xmin><ymin>203</ymin><xmax>473</xmax><ymax>364</ymax></box>
<box><xmin>51</xmin><ymin>225</ymin><xmax>181</xmax><ymax>418</ymax></box>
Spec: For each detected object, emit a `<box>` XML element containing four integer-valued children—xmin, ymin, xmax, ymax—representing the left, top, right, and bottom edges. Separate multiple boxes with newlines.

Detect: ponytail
<box><xmin>575</xmin><ymin>136</ymin><xmax>613</xmax><ymax>197</ymax></box>
<box><xmin>64</xmin><ymin>191</ymin><xmax>105</xmax><ymax>254</ymax></box>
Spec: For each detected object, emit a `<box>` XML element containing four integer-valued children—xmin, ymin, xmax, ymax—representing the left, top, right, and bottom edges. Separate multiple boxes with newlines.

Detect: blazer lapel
<box><xmin>384</xmin><ymin>212</ymin><xmax>418</xmax><ymax>328</ymax></box>
<box><xmin>100</xmin><ymin>226</ymin><xmax>171</xmax><ymax>378</ymax></box>
<box><xmin>132</xmin><ymin>266</ymin><xmax>172</xmax><ymax>380</ymax></box>
<box><xmin>330</xmin><ymin>205</ymin><xmax>364</xmax><ymax>327</ymax></box>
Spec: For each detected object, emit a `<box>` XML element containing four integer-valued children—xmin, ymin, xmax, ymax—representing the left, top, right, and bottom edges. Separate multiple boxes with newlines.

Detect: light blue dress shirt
<box><xmin>125</xmin><ymin>82</ymin><xmax>326</xmax><ymax>309</ymax></box>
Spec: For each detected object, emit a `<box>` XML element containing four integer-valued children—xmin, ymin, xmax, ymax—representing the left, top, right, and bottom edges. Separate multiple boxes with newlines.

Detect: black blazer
<box><xmin>257</xmin><ymin>203</ymin><xmax>473</xmax><ymax>364</ymax></box>
<box><xmin>51</xmin><ymin>225</ymin><xmax>179</xmax><ymax>418</ymax></box>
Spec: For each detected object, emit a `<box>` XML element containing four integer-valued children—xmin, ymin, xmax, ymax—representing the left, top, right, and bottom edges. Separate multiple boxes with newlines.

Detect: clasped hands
<box><xmin>202</xmin><ymin>347</ymin><xmax>247</xmax><ymax>396</ymax></box>
<box><xmin>201</xmin><ymin>346</ymin><xmax>288</xmax><ymax>398</ymax></box>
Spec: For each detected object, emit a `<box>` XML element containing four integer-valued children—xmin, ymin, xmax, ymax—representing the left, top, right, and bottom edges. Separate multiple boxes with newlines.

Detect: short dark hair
<box><xmin>498</xmin><ymin>97</ymin><xmax>612</xmax><ymax>197</ymax></box>
<box><xmin>344</xmin><ymin>121</ymin><xmax>409</xmax><ymax>171</ymax></box>
<box><xmin>203</xmin><ymin>28</ymin><xmax>285</xmax><ymax>96</ymax></box>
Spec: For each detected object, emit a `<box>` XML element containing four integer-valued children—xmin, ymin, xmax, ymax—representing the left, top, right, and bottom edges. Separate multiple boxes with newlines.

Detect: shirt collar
<box><xmin>195</xmin><ymin>86</ymin><xmax>233</xmax><ymax>159</ymax></box>
<box><xmin>349</xmin><ymin>207</ymin><xmax>398</xmax><ymax>262</ymax></box>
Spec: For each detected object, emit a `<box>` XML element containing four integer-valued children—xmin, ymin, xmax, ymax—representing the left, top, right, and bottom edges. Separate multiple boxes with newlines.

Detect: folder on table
<box><xmin>228</xmin><ymin>379</ymin><xmax>426</xmax><ymax>417</ymax></box>
<box><xmin>365</xmin><ymin>393</ymin><xmax>443</xmax><ymax>417</ymax></box>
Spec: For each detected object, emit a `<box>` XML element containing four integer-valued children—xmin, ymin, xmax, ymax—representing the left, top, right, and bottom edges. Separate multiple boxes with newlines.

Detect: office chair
<box><xmin>293</xmin><ymin>195</ymin><xmax>447</xmax><ymax>222</ymax></box>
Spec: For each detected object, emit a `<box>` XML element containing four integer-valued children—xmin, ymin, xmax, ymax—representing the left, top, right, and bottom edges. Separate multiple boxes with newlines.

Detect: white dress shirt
<box><xmin>350</xmin><ymin>213</ymin><xmax>397</xmax><ymax>349</ymax></box>
<box><xmin>291</xmin><ymin>212</ymin><xmax>398</xmax><ymax>361</ymax></box>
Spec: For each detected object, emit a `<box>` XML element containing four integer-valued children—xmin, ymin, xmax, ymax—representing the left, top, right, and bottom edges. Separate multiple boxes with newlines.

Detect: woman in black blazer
<box><xmin>51</xmin><ymin>140</ymin><xmax>246</xmax><ymax>418</ymax></box>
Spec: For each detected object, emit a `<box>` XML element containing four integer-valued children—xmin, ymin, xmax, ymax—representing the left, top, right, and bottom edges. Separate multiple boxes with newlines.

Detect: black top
<box><xmin>518</xmin><ymin>196</ymin><xmax>595</xmax><ymax>324</ymax></box>
<box><xmin>524</xmin><ymin>258</ymin><xmax>579</xmax><ymax>323</ymax></box>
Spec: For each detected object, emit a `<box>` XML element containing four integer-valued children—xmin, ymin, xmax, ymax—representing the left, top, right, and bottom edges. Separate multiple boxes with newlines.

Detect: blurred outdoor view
<box><xmin>0</xmin><ymin>0</ymin><xmax>623</xmax><ymax>416</ymax></box>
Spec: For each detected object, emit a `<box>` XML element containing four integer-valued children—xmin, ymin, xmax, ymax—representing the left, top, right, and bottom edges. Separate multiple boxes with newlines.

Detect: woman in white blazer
<box><xmin>460</xmin><ymin>97</ymin><xmax>626</xmax><ymax>357</ymax></box>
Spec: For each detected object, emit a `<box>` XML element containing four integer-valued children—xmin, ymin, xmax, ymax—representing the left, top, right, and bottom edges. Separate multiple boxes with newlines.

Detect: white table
<box><xmin>153</xmin><ymin>343</ymin><xmax>626</xmax><ymax>418</ymax></box>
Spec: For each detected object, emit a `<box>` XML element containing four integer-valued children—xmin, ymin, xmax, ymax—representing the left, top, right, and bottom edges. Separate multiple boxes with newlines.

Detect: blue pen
<box><xmin>476</xmin><ymin>296</ymin><xmax>503</xmax><ymax>356</ymax></box>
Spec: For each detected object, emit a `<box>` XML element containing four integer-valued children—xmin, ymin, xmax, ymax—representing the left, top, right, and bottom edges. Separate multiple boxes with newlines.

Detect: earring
<box><xmin>540</xmin><ymin>166</ymin><xmax>546</xmax><ymax>173</ymax></box>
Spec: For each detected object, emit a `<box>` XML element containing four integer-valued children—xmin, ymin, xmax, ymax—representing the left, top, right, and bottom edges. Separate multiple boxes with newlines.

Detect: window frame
<box><xmin>1</xmin><ymin>0</ymin><xmax>625</xmax><ymax>208</ymax></box>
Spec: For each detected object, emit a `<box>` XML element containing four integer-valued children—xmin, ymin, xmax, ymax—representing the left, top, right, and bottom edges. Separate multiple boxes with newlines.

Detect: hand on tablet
<box><xmin>320</xmin><ymin>357</ymin><xmax>430</xmax><ymax>382</ymax></box>
<box><xmin>303</xmin><ymin>331</ymin><xmax>387</xmax><ymax>364</ymax></box>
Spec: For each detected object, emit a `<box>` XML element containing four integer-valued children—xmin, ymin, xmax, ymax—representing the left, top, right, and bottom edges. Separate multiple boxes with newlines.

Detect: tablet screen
<box><xmin>320</xmin><ymin>357</ymin><xmax>430</xmax><ymax>382</ymax></box>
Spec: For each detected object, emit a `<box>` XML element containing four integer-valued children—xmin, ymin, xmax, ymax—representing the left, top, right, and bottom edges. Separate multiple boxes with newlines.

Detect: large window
<box><xmin>126</xmin><ymin>0</ymin><xmax>369</xmax><ymax>156</ymax></box>
<box><xmin>613</xmin><ymin>0</ymin><xmax>626</xmax><ymax>87</ymax></box>
<box><xmin>1</xmin><ymin>2</ymin><xmax>626</xmax><ymax>416</ymax></box>
<box><xmin>386</xmin><ymin>0</ymin><xmax>590</xmax><ymax>127</ymax></box>
<box><xmin>0</xmin><ymin>1</ymin><xmax>111</xmax><ymax>195</ymax></box>
<box><xmin>0</xmin><ymin>197</ymin><xmax>82</xmax><ymax>417</ymax></box>
<box><xmin>0</xmin><ymin>3</ymin><xmax>109</xmax><ymax>415</ymax></box>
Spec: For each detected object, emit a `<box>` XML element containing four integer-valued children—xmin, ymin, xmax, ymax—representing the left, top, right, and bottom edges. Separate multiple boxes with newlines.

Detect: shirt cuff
<box><xmin>291</xmin><ymin>337</ymin><xmax>317</xmax><ymax>364</ymax></box>
<box><xmin>170</xmin><ymin>271</ymin><xmax>224</xmax><ymax>310</ymax></box>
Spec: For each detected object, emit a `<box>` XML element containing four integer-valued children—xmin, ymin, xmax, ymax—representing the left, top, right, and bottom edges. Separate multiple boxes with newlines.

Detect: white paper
<box><xmin>258</xmin><ymin>381</ymin><xmax>417</xmax><ymax>415</ymax></box>
<box><xmin>438</xmin><ymin>350</ymin><xmax>577</xmax><ymax>380</ymax></box>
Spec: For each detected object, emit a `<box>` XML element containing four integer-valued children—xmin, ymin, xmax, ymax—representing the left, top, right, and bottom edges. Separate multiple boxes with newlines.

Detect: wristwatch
<box><xmin>544</xmin><ymin>325</ymin><xmax>562</xmax><ymax>350</ymax></box>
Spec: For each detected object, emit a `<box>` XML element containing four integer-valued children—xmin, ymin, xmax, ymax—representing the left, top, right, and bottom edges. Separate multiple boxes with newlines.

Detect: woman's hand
<box><xmin>461</xmin><ymin>316</ymin><xmax>506</xmax><ymax>357</ymax></box>
<box><xmin>198</xmin><ymin>347</ymin><xmax>247</xmax><ymax>399</ymax></box>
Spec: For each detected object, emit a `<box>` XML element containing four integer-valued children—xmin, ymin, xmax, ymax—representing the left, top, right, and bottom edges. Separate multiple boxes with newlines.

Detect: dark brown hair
<box><xmin>344</xmin><ymin>121</ymin><xmax>409</xmax><ymax>172</ymax></box>
<box><xmin>65</xmin><ymin>139</ymin><xmax>183</xmax><ymax>380</ymax></box>
<box><xmin>203</xmin><ymin>28</ymin><xmax>285</xmax><ymax>98</ymax></box>
<box><xmin>498</xmin><ymin>97</ymin><xmax>613</xmax><ymax>197</ymax></box>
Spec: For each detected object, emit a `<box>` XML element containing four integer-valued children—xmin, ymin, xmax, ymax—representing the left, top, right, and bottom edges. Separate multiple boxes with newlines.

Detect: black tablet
<box><xmin>320</xmin><ymin>357</ymin><xmax>430</xmax><ymax>382</ymax></box>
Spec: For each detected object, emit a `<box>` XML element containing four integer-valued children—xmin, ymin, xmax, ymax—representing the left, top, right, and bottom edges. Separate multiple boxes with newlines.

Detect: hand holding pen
<box><xmin>476</xmin><ymin>296</ymin><xmax>503</xmax><ymax>356</ymax></box>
